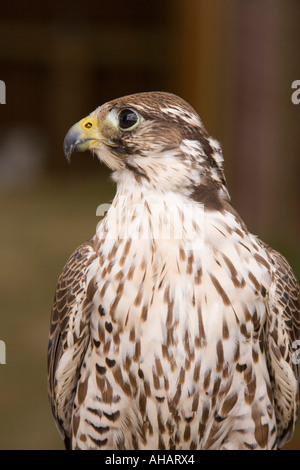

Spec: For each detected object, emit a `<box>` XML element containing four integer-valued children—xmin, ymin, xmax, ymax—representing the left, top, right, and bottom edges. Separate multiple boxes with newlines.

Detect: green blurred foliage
<box><xmin>0</xmin><ymin>166</ymin><xmax>114</xmax><ymax>449</ymax></box>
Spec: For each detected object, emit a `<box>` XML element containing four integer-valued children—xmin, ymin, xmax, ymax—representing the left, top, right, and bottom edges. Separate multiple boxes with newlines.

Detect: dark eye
<box><xmin>118</xmin><ymin>108</ymin><xmax>139</xmax><ymax>130</ymax></box>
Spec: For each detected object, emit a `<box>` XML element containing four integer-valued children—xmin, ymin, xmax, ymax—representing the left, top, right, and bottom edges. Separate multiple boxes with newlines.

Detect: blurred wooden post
<box><xmin>229</xmin><ymin>2</ymin><xmax>300</xmax><ymax>247</ymax></box>
<box><xmin>170</xmin><ymin>0</ymin><xmax>299</xmax><ymax>251</ymax></box>
<box><xmin>169</xmin><ymin>0</ymin><xmax>240</xmax><ymax>220</ymax></box>
<box><xmin>170</xmin><ymin>0</ymin><xmax>235</xmax><ymax>136</ymax></box>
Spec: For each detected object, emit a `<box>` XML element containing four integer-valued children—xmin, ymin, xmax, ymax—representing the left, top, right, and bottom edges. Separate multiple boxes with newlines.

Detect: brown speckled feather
<box><xmin>263</xmin><ymin>244</ymin><xmax>300</xmax><ymax>447</ymax></box>
<box><xmin>48</xmin><ymin>241</ymin><xmax>97</xmax><ymax>447</ymax></box>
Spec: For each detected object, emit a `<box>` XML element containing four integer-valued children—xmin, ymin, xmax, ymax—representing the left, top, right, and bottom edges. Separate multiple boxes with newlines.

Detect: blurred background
<box><xmin>0</xmin><ymin>0</ymin><xmax>299</xmax><ymax>450</ymax></box>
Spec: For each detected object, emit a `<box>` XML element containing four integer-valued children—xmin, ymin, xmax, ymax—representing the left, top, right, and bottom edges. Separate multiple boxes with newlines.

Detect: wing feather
<box><xmin>264</xmin><ymin>244</ymin><xmax>300</xmax><ymax>447</ymax></box>
<box><xmin>47</xmin><ymin>240</ymin><xmax>97</xmax><ymax>447</ymax></box>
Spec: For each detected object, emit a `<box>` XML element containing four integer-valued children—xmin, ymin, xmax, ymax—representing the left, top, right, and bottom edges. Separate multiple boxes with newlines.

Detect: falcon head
<box><xmin>64</xmin><ymin>92</ymin><xmax>229</xmax><ymax>203</ymax></box>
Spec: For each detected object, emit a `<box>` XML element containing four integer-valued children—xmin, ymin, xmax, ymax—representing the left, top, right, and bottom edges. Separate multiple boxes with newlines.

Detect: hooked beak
<box><xmin>63</xmin><ymin>115</ymin><xmax>101</xmax><ymax>163</ymax></box>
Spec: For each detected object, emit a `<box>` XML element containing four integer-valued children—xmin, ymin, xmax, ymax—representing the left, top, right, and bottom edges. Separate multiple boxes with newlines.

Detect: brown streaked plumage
<box><xmin>48</xmin><ymin>92</ymin><xmax>300</xmax><ymax>450</ymax></box>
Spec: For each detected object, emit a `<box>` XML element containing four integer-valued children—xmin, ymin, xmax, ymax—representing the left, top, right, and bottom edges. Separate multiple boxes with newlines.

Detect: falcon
<box><xmin>48</xmin><ymin>92</ymin><xmax>300</xmax><ymax>450</ymax></box>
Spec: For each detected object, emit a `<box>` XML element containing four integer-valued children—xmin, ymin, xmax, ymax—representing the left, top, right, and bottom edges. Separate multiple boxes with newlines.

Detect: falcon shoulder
<box><xmin>263</xmin><ymin>242</ymin><xmax>300</xmax><ymax>447</ymax></box>
<box><xmin>47</xmin><ymin>240</ymin><xmax>98</xmax><ymax>448</ymax></box>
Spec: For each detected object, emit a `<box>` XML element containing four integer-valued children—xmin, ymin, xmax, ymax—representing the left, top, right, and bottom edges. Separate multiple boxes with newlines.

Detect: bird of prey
<box><xmin>48</xmin><ymin>92</ymin><xmax>300</xmax><ymax>450</ymax></box>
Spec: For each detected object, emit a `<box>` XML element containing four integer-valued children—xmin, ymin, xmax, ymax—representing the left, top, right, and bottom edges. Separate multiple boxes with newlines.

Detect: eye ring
<box><xmin>84</xmin><ymin>122</ymin><xmax>93</xmax><ymax>129</ymax></box>
<box><xmin>118</xmin><ymin>108</ymin><xmax>139</xmax><ymax>131</ymax></box>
